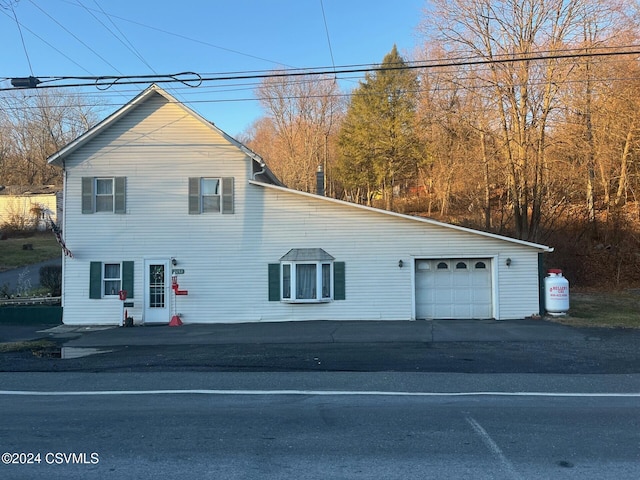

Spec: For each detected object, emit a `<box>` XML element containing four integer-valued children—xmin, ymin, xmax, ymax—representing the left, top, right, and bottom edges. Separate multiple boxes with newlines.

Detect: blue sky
<box><xmin>1</xmin><ymin>0</ymin><xmax>426</xmax><ymax>136</ymax></box>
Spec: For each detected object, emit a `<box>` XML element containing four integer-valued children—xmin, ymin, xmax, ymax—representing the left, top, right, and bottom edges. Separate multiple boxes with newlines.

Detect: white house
<box><xmin>47</xmin><ymin>85</ymin><xmax>553</xmax><ymax>326</ymax></box>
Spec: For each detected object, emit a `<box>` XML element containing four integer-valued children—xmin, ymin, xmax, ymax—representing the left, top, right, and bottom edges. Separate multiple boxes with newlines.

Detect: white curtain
<box><xmin>296</xmin><ymin>264</ymin><xmax>316</xmax><ymax>299</ymax></box>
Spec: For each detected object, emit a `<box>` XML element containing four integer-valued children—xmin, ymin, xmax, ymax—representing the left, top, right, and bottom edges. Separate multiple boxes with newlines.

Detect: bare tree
<box><xmin>0</xmin><ymin>89</ymin><xmax>99</xmax><ymax>186</ymax></box>
<box><xmin>250</xmin><ymin>73</ymin><xmax>343</xmax><ymax>193</ymax></box>
<box><xmin>421</xmin><ymin>0</ymin><xmax>592</xmax><ymax>240</ymax></box>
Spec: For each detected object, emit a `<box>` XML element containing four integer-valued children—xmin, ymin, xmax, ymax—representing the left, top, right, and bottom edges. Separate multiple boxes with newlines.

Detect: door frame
<box><xmin>143</xmin><ymin>258</ymin><xmax>171</xmax><ymax>324</ymax></box>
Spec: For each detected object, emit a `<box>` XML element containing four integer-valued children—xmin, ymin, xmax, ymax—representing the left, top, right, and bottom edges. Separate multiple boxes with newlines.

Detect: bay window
<box><xmin>269</xmin><ymin>248</ymin><xmax>345</xmax><ymax>303</ymax></box>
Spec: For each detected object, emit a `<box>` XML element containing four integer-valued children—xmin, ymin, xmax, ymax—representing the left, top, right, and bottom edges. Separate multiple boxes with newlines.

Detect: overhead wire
<box><xmin>57</xmin><ymin>0</ymin><xmax>298</xmax><ymax>70</ymax></box>
<box><xmin>319</xmin><ymin>0</ymin><xmax>337</xmax><ymax>78</ymax></box>
<box><xmin>26</xmin><ymin>0</ymin><xmax>124</xmax><ymax>74</ymax></box>
<box><xmin>8</xmin><ymin>1</ymin><xmax>35</xmax><ymax>75</ymax></box>
<box><xmin>0</xmin><ymin>7</ymin><xmax>95</xmax><ymax>75</ymax></box>
<box><xmin>4</xmin><ymin>44</ymin><xmax>640</xmax><ymax>93</ymax></box>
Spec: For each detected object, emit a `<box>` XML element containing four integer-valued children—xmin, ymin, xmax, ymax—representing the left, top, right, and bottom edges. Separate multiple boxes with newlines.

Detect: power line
<box><xmin>0</xmin><ymin>6</ymin><xmax>95</xmax><ymax>75</ymax></box>
<box><xmin>319</xmin><ymin>0</ymin><xmax>336</xmax><ymax>78</ymax></box>
<box><xmin>8</xmin><ymin>1</ymin><xmax>34</xmax><ymax>75</ymax></box>
<box><xmin>4</xmin><ymin>45</ymin><xmax>640</xmax><ymax>92</ymax></box>
<box><xmin>58</xmin><ymin>0</ymin><xmax>297</xmax><ymax>70</ymax></box>
<box><xmin>26</xmin><ymin>0</ymin><xmax>124</xmax><ymax>74</ymax></box>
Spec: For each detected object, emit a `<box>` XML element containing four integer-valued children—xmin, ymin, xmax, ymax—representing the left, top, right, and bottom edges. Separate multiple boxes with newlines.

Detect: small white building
<box><xmin>0</xmin><ymin>185</ymin><xmax>61</xmax><ymax>231</ymax></box>
<box><xmin>48</xmin><ymin>85</ymin><xmax>552</xmax><ymax>326</ymax></box>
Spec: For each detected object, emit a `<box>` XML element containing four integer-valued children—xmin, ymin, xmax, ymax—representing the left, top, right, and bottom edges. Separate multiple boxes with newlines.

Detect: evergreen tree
<box><xmin>337</xmin><ymin>45</ymin><xmax>421</xmax><ymax>210</ymax></box>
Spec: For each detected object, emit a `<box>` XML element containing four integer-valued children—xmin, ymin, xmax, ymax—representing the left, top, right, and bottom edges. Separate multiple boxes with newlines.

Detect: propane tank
<box><xmin>544</xmin><ymin>269</ymin><xmax>569</xmax><ymax>316</ymax></box>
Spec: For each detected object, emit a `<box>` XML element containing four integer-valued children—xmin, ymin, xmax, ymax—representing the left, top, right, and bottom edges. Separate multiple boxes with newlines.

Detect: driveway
<box><xmin>2</xmin><ymin>318</ymin><xmax>638</xmax><ymax>374</ymax></box>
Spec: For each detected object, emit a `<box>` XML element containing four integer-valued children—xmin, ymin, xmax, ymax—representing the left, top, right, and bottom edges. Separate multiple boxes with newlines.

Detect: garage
<box><xmin>415</xmin><ymin>259</ymin><xmax>493</xmax><ymax>319</ymax></box>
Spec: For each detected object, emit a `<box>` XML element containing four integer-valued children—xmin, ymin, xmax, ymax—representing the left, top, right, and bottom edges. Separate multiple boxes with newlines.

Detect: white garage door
<box><xmin>415</xmin><ymin>259</ymin><xmax>492</xmax><ymax>319</ymax></box>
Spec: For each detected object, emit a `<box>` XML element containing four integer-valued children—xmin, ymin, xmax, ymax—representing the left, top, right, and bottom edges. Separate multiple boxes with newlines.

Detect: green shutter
<box><xmin>90</xmin><ymin>262</ymin><xmax>102</xmax><ymax>299</ymax></box>
<box><xmin>122</xmin><ymin>261</ymin><xmax>134</xmax><ymax>299</ymax></box>
<box><xmin>268</xmin><ymin>263</ymin><xmax>280</xmax><ymax>301</ymax></box>
<box><xmin>82</xmin><ymin>177</ymin><xmax>94</xmax><ymax>214</ymax></box>
<box><xmin>334</xmin><ymin>262</ymin><xmax>345</xmax><ymax>300</ymax></box>
<box><xmin>188</xmin><ymin>177</ymin><xmax>200</xmax><ymax>214</ymax></box>
<box><xmin>221</xmin><ymin>177</ymin><xmax>234</xmax><ymax>214</ymax></box>
<box><xmin>114</xmin><ymin>177</ymin><xmax>126</xmax><ymax>214</ymax></box>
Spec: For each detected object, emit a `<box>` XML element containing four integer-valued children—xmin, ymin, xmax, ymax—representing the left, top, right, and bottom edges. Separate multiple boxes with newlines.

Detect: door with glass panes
<box><xmin>144</xmin><ymin>259</ymin><xmax>170</xmax><ymax>324</ymax></box>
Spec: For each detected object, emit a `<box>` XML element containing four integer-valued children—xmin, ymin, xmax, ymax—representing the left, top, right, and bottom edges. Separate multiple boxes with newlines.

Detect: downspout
<box><xmin>252</xmin><ymin>160</ymin><xmax>266</xmax><ymax>181</ymax></box>
<box><xmin>251</xmin><ymin>157</ymin><xmax>267</xmax><ymax>181</ymax></box>
<box><xmin>61</xmin><ymin>162</ymin><xmax>67</xmax><ymax>312</ymax></box>
<box><xmin>239</xmin><ymin>145</ymin><xmax>266</xmax><ymax>181</ymax></box>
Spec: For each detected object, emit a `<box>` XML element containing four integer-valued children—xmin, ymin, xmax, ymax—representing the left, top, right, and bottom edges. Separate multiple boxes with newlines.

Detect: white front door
<box><xmin>144</xmin><ymin>259</ymin><xmax>170</xmax><ymax>324</ymax></box>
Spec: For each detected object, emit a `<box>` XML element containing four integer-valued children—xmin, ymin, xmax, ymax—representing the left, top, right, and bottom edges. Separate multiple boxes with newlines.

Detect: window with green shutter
<box><xmin>89</xmin><ymin>261</ymin><xmax>134</xmax><ymax>298</ymax></box>
<box><xmin>189</xmin><ymin>177</ymin><xmax>234</xmax><ymax>214</ymax></box>
<box><xmin>82</xmin><ymin>177</ymin><xmax>126</xmax><ymax>214</ymax></box>
<box><xmin>269</xmin><ymin>250</ymin><xmax>345</xmax><ymax>302</ymax></box>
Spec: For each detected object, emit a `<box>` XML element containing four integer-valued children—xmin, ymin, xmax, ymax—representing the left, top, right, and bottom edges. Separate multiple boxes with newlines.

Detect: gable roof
<box><xmin>249</xmin><ymin>180</ymin><xmax>553</xmax><ymax>252</ymax></box>
<box><xmin>46</xmin><ymin>84</ymin><xmax>282</xmax><ymax>185</ymax></box>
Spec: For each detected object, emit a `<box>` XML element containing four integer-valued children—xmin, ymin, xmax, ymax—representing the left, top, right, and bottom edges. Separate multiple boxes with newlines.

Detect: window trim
<box><xmin>103</xmin><ymin>262</ymin><xmax>122</xmax><ymax>297</ymax></box>
<box><xmin>280</xmin><ymin>260</ymin><xmax>334</xmax><ymax>303</ymax></box>
<box><xmin>95</xmin><ymin>178</ymin><xmax>114</xmax><ymax>213</ymax></box>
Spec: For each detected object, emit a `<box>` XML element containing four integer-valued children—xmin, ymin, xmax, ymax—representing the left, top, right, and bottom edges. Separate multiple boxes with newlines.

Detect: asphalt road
<box><xmin>0</xmin><ymin>258</ymin><xmax>61</xmax><ymax>295</ymax></box>
<box><xmin>0</xmin><ymin>372</ymin><xmax>638</xmax><ymax>480</ymax></box>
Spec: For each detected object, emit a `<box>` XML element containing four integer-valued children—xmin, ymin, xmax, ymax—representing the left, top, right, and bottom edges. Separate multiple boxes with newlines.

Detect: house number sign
<box><xmin>172</xmin><ymin>269</ymin><xmax>185</xmax><ymax>274</ymax></box>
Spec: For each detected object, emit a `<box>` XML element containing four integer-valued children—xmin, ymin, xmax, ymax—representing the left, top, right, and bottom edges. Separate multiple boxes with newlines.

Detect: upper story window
<box><xmin>96</xmin><ymin>179</ymin><xmax>114</xmax><ymax>212</ymax></box>
<box><xmin>189</xmin><ymin>177</ymin><xmax>234</xmax><ymax>214</ymax></box>
<box><xmin>82</xmin><ymin>177</ymin><xmax>126</xmax><ymax>214</ymax></box>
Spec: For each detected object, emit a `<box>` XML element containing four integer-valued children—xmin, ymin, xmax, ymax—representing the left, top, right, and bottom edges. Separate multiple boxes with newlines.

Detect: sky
<box><xmin>1</xmin><ymin>0</ymin><xmax>426</xmax><ymax>137</ymax></box>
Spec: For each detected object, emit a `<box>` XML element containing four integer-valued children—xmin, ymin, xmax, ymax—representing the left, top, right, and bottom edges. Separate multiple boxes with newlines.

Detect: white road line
<box><xmin>466</xmin><ymin>414</ymin><xmax>523</xmax><ymax>480</ymax></box>
<box><xmin>0</xmin><ymin>390</ymin><xmax>639</xmax><ymax>397</ymax></box>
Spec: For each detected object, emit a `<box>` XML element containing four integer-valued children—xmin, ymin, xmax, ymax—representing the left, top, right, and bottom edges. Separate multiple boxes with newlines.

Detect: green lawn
<box><xmin>550</xmin><ymin>290</ymin><xmax>640</xmax><ymax>329</ymax></box>
<box><xmin>0</xmin><ymin>233</ymin><xmax>61</xmax><ymax>271</ymax></box>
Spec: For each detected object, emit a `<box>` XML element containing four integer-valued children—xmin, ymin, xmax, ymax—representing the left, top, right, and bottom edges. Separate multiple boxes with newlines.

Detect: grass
<box><xmin>0</xmin><ymin>339</ymin><xmax>58</xmax><ymax>353</ymax></box>
<box><xmin>0</xmin><ymin>233</ymin><xmax>61</xmax><ymax>271</ymax></box>
<box><xmin>550</xmin><ymin>289</ymin><xmax>640</xmax><ymax>329</ymax></box>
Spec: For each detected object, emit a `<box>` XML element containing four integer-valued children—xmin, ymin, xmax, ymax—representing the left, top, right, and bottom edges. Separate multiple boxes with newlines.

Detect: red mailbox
<box><xmin>118</xmin><ymin>290</ymin><xmax>128</xmax><ymax>301</ymax></box>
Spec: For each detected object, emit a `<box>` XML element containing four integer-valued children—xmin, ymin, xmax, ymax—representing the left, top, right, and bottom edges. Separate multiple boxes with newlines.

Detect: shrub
<box><xmin>40</xmin><ymin>265</ymin><xmax>62</xmax><ymax>296</ymax></box>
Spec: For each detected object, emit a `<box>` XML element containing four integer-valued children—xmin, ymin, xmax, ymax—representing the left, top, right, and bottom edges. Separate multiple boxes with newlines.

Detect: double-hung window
<box><xmin>89</xmin><ymin>261</ymin><xmax>134</xmax><ymax>299</ymax></box>
<box><xmin>189</xmin><ymin>177</ymin><xmax>234</xmax><ymax>214</ymax></box>
<box><xmin>103</xmin><ymin>263</ymin><xmax>121</xmax><ymax>296</ymax></box>
<box><xmin>96</xmin><ymin>178</ymin><xmax>114</xmax><ymax>212</ymax></box>
<box><xmin>269</xmin><ymin>249</ymin><xmax>345</xmax><ymax>303</ymax></box>
<box><xmin>82</xmin><ymin>177</ymin><xmax>126</xmax><ymax>214</ymax></box>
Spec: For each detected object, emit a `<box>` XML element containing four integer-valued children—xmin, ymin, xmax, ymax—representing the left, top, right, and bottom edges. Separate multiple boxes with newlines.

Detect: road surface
<box><xmin>1</xmin><ymin>372</ymin><xmax>638</xmax><ymax>479</ymax></box>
